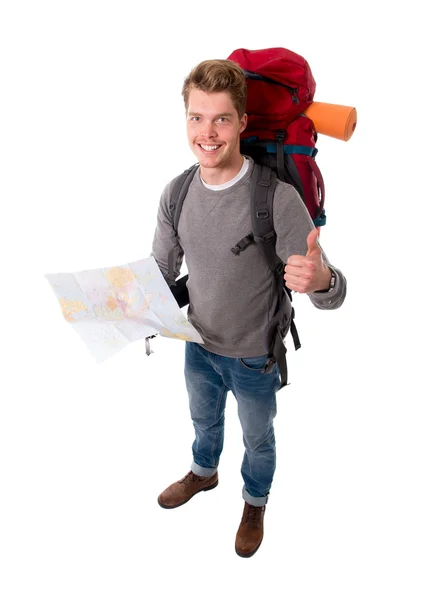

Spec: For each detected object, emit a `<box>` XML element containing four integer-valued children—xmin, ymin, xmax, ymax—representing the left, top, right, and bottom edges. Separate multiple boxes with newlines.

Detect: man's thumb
<box><xmin>306</xmin><ymin>229</ymin><xmax>321</xmax><ymax>256</ymax></box>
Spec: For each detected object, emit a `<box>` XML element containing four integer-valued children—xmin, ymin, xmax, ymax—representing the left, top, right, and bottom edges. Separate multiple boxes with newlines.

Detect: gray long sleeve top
<box><xmin>151</xmin><ymin>157</ymin><xmax>346</xmax><ymax>358</ymax></box>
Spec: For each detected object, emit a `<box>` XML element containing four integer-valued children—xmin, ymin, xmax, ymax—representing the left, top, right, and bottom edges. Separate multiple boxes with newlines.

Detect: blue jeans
<box><xmin>184</xmin><ymin>341</ymin><xmax>281</xmax><ymax>507</ymax></box>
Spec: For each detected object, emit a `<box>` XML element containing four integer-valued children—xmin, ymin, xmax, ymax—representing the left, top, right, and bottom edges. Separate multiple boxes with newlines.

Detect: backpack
<box><xmin>160</xmin><ymin>48</ymin><xmax>325</xmax><ymax>390</ymax></box>
<box><xmin>227</xmin><ymin>47</ymin><xmax>326</xmax><ymax>229</ymax></box>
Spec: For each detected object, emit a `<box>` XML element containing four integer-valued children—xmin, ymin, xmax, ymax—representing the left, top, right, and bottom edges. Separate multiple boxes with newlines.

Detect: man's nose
<box><xmin>200</xmin><ymin>121</ymin><xmax>217</xmax><ymax>138</ymax></box>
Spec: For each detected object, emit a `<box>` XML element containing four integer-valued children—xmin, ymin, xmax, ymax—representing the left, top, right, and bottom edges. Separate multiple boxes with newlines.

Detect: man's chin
<box><xmin>196</xmin><ymin>155</ymin><xmax>223</xmax><ymax>169</ymax></box>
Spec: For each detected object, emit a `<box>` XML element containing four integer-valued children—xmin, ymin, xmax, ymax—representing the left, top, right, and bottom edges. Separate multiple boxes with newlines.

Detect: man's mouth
<box><xmin>198</xmin><ymin>144</ymin><xmax>222</xmax><ymax>153</ymax></box>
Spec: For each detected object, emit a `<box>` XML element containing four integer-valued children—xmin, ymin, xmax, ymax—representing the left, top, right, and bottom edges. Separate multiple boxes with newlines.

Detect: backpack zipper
<box><xmin>290</xmin><ymin>89</ymin><xmax>299</xmax><ymax>104</ymax></box>
<box><xmin>242</xmin><ymin>69</ymin><xmax>299</xmax><ymax>104</ymax></box>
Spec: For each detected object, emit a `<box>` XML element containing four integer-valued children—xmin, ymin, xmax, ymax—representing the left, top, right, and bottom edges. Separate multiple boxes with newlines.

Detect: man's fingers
<box><xmin>287</xmin><ymin>255</ymin><xmax>309</xmax><ymax>266</ymax></box>
<box><xmin>284</xmin><ymin>270</ymin><xmax>314</xmax><ymax>283</ymax></box>
<box><xmin>285</xmin><ymin>257</ymin><xmax>316</xmax><ymax>271</ymax></box>
<box><xmin>284</xmin><ymin>271</ymin><xmax>312</xmax><ymax>286</ymax></box>
<box><xmin>284</xmin><ymin>275</ymin><xmax>312</xmax><ymax>293</ymax></box>
<box><xmin>285</xmin><ymin>280</ymin><xmax>309</xmax><ymax>292</ymax></box>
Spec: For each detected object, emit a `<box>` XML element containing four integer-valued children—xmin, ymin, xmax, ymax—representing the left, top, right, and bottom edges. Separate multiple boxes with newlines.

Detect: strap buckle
<box><xmin>256</xmin><ymin>209</ymin><xmax>269</xmax><ymax>219</ymax></box>
<box><xmin>231</xmin><ymin>233</ymin><xmax>254</xmax><ymax>255</ymax></box>
<box><xmin>275</xmin><ymin>129</ymin><xmax>286</xmax><ymax>143</ymax></box>
<box><xmin>253</xmin><ymin>231</ymin><xmax>275</xmax><ymax>244</ymax></box>
<box><xmin>261</xmin><ymin>356</ymin><xmax>277</xmax><ymax>374</ymax></box>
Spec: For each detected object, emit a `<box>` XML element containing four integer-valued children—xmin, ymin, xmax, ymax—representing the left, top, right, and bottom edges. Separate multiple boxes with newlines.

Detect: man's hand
<box><xmin>284</xmin><ymin>229</ymin><xmax>331</xmax><ymax>294</ymax></box>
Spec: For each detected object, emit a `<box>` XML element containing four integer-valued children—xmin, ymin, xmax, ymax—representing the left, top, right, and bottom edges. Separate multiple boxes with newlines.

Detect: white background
<box><xmin>1</xmin><ymin>1</ymin><xmax>435</xmax><ymax>598</ymax></box>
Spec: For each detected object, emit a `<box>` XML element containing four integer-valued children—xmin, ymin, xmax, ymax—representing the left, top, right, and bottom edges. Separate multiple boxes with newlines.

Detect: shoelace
<box><xmin>179</xmin><ymin>471</ymin><xmax>204</xmax><ymax>485</ymax></box>
<box><xmin>246</xmin><ymin>504</ymin><xmax>263</xmax><ymax>525</ymax></box>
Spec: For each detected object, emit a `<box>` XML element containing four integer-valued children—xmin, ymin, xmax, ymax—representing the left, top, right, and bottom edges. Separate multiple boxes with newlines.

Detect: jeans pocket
<box><xmin>238</xmin><ymin>354</ymin><xmax>269</xmax><ymax>371</ymax></box>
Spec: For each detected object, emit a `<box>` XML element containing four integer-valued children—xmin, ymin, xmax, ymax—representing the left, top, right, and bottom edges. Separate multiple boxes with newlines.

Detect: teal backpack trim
<box><xmin>265</xmin><ymin>143</ymin><xmax>318</xmax><ymax>157</ymax></box>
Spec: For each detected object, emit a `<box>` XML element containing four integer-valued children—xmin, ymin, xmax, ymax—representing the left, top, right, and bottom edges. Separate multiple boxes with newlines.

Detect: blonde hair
<box><xmin>182</xmin><ymin>59</ymin><xmax>247</xmax><ymax>118</ymax></box>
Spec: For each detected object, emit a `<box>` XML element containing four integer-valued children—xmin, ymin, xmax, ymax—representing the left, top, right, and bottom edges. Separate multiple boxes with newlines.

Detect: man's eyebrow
<box><xmin>187</xmin><ymin>111</ymin><xmax>234</xmax><ymax>118</ymax></box>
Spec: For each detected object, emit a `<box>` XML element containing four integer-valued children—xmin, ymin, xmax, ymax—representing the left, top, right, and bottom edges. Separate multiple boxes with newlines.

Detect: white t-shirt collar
<box><xmin>200</xmin><ymin>157</ymin><xmax>249</xmax><ymax>191</ymax></box>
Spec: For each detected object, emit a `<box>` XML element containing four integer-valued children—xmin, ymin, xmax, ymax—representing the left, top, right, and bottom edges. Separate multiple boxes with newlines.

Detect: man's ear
<box><xmin>240</xmin><ymin>113</ymin><xmax>248</xmax><ymax>133</ymax></box>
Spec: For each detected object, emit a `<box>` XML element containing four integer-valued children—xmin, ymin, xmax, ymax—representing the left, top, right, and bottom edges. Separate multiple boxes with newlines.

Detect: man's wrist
<box><xmin>314</xmin><ymin>266</ymin><xmax>335</xmax><ymax>293</ymax></box>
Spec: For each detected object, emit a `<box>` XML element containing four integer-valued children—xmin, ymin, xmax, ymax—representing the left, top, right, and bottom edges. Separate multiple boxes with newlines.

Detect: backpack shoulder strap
<box><xmin>171</xmin><ymin>163</ymin><xmax>199</xmax><ymax>235</ymax></box>
<box><xmin>250</xmin><ymin>163</ymin><xmax>281</xmax><ymax>275</ymax></box>
<box><xmin>167</xmin><ymin>164</ymin><xmax>199</xmax><ymax>284</ymax></box>
<box><xmin>250</xmin><ymin>164</ymin><xmax>301</xmax><ymax>390</ymax></box>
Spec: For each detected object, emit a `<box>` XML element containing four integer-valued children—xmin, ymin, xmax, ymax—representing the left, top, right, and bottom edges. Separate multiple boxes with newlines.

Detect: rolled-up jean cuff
<box><xmin>243</xmin><ymin>486</ymin><xmax>268</xmax><ymax>507</ymax></box>
<box><xmin>191</xmin><ymin>462</ymin><xmax>218</xmax><ymax>477</ymax></box>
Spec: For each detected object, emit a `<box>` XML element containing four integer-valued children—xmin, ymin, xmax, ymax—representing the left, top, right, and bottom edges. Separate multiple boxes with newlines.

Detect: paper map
<box><xmin>45</xmin><ymin>256</ymin><xmax>203</xmax><ymax>362</ymax></box>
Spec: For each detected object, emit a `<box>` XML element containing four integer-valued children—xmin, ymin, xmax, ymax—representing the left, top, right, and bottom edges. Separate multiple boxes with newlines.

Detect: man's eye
<box><xmin>190</xmin><ymin>116</ymin><xmax>200</xmax><ymax>122</ymax></box>
<box><xmin>217</xmin><ymin>117</ymin><xmax>227</xmax><ymax>123</ymax></box>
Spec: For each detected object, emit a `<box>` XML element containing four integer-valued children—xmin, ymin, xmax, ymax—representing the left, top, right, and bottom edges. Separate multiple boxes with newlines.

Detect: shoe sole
<box><xmin>157</xmin><ymin>479</ymin><xmax>219</xmax><ymax>509</ymax></box>
<box><xmin>235</xmin><ymin>535</ymin><xmax>263</xmax><ymax>558</ymax></box>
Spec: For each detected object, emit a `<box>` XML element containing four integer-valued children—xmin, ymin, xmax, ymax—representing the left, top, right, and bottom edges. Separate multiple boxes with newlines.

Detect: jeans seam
<box><xmin>211</xmin><ymin>383</ymin><xmax>227</xmax><ymax>465</ymax></box>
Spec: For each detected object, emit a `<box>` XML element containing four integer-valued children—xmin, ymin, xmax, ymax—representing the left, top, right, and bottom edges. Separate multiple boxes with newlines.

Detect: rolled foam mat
<box><xmin>304</xmin><ymin>102</ymin><xmax>357</xmax><ymax>141</ymax></box>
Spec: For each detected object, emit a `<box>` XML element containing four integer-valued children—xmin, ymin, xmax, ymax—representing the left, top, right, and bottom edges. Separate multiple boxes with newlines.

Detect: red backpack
<box><xmin>227</xmin><ymin>47</ymin><xmax>326</xmax><ymax>229</ymax></box>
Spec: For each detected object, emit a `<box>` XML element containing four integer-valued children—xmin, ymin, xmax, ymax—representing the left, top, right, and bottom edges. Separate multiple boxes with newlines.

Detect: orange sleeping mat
<box><xmin>304</xmin><ymin>102</ymin><xmax>357</xmax><ymax>141</ymax></box>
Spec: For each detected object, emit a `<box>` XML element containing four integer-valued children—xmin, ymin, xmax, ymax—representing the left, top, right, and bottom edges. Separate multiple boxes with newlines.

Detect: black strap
<box><xmin>262</xmin><ymin>324</ymin><xmax>289</xmax><ymax>389</ymax></box>
<box><xmin>275</xmin><ymin>130</ymin><xmax>285</xmax><ymax>181</ymax></box>
<box><xmin>167</xmin><ymin>164</ymin><xmax>199</xmax><ymax>284</ymax></box>
<box><xmin>173</xmin><ymin>164</ymin><xmax>199</xmax><ymax>234</ymax></box>
<box><xmin>249</xmin><ymin>164</ymin><xmax>301</xmax><ymax>390</ymax></box>
<box><xmin>285</xmin><ymin>154</ymin><xmax>305</xmax><ymax>201</ymax></box>
<box><xmin>272</xmin><ymin>327</ymin><xmax>288</xmax><ymax>389</ymax></box>
<box><xmin>232</xmin><ymin>164</ymin><xmax>278</xmax><ymax>266</ymax></box>
<box><xmin>231</xmin><ymin>233</ymin><xmax>255</xmax><ymax>256</ymax></box>
<box><xmin>290</xmin><ymin>319</ymin><xmax>301</xmax><ymax>350</ymax></box>
<box><xmin>242</xmin><ymin>137</ymin><xmax>306</xmax><ymax>202</ymax></box>
<box><xmin>251</xmin><ymin>164</ymin><xmax>279</xmax><ymax>274</ymax></box>
<box><xmin>171</xmin><ymin>273</ymin><xmax>189</xmax><ymax>308</ymax></box>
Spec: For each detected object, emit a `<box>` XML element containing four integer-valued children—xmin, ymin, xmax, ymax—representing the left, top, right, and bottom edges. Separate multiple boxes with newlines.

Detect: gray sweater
<box><xmin>151</xmin><ymin>157</ymin><xmax>346</xmax><ymax>358</ymax></box>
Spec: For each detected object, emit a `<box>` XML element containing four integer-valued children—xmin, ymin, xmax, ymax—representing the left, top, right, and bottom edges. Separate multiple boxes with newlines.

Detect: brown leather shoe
<box><xmin>235</xmin><ymin>502</ymin><xmax>266</xmax><ymax>558</ymax></box>
<box><xmin>157</xmin><ymin>470</ymin><xmax>218</xmax><ymax>509</ymax></box>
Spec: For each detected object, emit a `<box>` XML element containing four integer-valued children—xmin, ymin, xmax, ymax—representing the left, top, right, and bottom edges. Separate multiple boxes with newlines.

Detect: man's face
<box><xmin>186</xmin><ymin>88</ymin><xmax>247</xmax><ymax>176</ymax></box>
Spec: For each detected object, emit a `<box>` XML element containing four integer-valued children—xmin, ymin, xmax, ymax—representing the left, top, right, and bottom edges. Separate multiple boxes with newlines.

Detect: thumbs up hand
<box><xmin>306</xmin><ymin>228</ymin><xmax>322</xmax><ymax>259</ymax></box>
<box><xmin>284</xmin><ymin>229</ymin><xmax>332</xmax><ymax>294</ymax></box>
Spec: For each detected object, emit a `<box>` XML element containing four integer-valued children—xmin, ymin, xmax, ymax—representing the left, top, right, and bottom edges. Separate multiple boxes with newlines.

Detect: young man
<box><xmin>151</xmin><ymin>59</ymin><xmax>346</xmax><ymax>558</ymax></box>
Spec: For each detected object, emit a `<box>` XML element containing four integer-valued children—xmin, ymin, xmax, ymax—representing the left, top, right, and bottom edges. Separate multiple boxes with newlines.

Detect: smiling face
<box><xmin>186</xmin><ymin>88</ymin><xmax>247</xmax><ymax>185</ymax></box>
